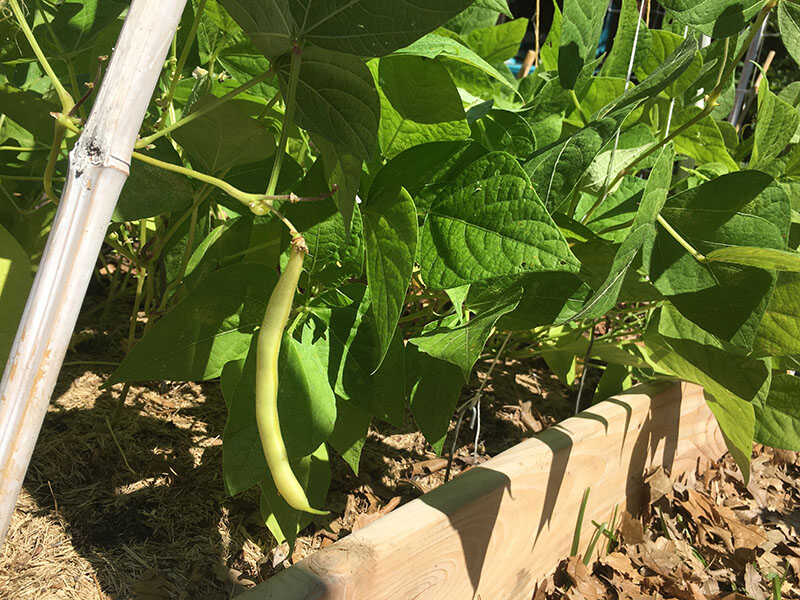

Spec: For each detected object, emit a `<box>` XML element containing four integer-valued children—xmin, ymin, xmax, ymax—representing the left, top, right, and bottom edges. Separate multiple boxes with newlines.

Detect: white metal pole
<box><xmin>0</xmin><ymin>0</ymin><xmax>188</xmax><ymax>546</ymax></box>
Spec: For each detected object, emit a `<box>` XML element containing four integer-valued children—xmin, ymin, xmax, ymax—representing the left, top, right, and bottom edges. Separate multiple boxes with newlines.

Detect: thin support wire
<box><xmin>664</xmin><ymin>25</ymin><xmax>690</xmax><ymax>138</ymax></box>
<box><xmin>574</xmin><ymin>323</ymin><xmax>598</xmax><ymax>414</ymax></box>
<box><xmin>589</xmin><ymin>0</ymin><xmax>647</xmax><ymax>222</ymax></box>
<box><xmin>444</xmin><ymin>331</ymin><xmax>513</xmax><ymax>483</ymax></box>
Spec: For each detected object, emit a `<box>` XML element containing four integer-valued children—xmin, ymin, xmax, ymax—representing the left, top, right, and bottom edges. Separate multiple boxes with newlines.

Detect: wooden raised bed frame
<box><xmin>240</xmin><ymin>381</ymin><xmax>725</xmax><ymax>600</ymax></box>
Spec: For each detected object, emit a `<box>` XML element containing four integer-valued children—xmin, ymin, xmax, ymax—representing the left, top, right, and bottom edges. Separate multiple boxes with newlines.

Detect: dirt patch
<box><xmin>0</xmin><ymin>346</ymin><xmax>571</xmax><ymax>598</ymax></box>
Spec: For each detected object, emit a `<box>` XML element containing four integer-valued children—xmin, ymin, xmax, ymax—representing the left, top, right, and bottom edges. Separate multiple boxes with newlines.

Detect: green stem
<box><xmin>220</xmin><ymin>238</ymin><xmax>281</xmax><ymax>265</ymax></box>
<box><xmin>160</xmin><ymin>0</ymin><xmax>209</xmax><ymax>126</ymax></box>
<box><xmin>266</xmin><ymin>46</ymin><xmax>302</xmax><ymax>196</ymax></box>
<box><xmin>8</xmin><ymin>0</ymin><xmax>73</xmax><ymax>112</ymax></box>
<box><xmin>656</xmin><ymin>214</ymin><xmax>706</xmax><ymax>262</ymax></box>
<box><xmin>132</xmin><ymin>151</ymin><xmax>302</xmax><ymax>233</ymax></box>
<box><xmin>0</xmin><ymin>146</ymin><xmax>43</xmax><ymax>152</ymax></box>
<box><xmin>584</xmin><ymin>3</ymin><xmax>773</xmax><ymax>223</ymax></box>
<box><xmin>42</xmin><ymin>122</ymin><xmax>67</xmax><ymax>204</ymax></box>
<box><xmin>127</xmin><ymin>228</ymin><xmax>148</xmax><ymax>351</ymax></box>
<box><xmin>569</xmin><ymin>89</ymin><xmax>590</xmax><ymax>126</ymax></box>
<box><xmin>132</xmin><ymin>150</ymin><xmax>267</xmax><ymax>205</ymax></box>
<box><xmin>137</xmin><ymin>70</ymin><xmax>274</xmax><ymax>148</ymax></box>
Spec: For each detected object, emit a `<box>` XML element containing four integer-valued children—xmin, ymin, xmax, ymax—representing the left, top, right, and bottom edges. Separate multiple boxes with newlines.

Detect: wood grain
<box><xmin>240</xmin><ymin>381</ymin><xmax>725</xmax><ymax>600</ymax></box>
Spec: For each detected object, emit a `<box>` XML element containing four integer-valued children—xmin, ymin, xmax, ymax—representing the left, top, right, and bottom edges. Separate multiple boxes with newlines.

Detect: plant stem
<box><xmin>266</xmin><ymin>46</ymin><xmax>302</xmax><ymax>196</ymax></box>
<box><xmin>8</xmin><ymin>0</ymin><xmax>73</xmax><ymax>113</ymax></box>
<box><xmin>42</xmin><ymin>122</ymin><xmax>67</xmax><ymax>204</ymax></box>
<box><xmin>158</xmin><ymin>0</ymin><xmax>209</xmax><ymax>127</ymax></box>
<box><xmin>587</xmin><ymin>0</ymin><xmax>776</xmax><ymax>206</ymax></box>
<box><xmin>137</xmin><ymin>70</ymin><xmax>274</xmax><ymax>148</ymax></box>
<box><xmin>569</xmin><ymin>89</ymin><xmax>590</xmax><ymax>126</ymax></box>
<box><xmin>132</xmin><ymin>150</ymin><xmax>267</xmax><ymax>205</ymax></box>
<box><xmin>127</xmin><ymin>234</ymin><xmax>148</xmax><ymax>351</ymax></box>
<box><xmin>583</xmin><ymin>4</ymin><xmax>773</xmax><ymax>224</ymax></box>
<box><xmin>132</xmin><ymin>151</ymin><xmax>302</xmax><ymax>234</ymax></box>
<box><xmin>0</xmin><ymin>146</ymin><xmax>43</xmax><ymax>152</ymax></box>
<box><xmin>656</xmin><ymin>214</ymin><xmax>706</xmax><ymax>262</ymax></box>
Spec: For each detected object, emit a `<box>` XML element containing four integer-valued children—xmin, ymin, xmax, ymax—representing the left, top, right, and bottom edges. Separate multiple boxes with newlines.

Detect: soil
<box><xmin>2</xmin><ymin>306</ymin><xmax>798</xmax><ymax>599</ymax></box>
<box><xmin>0</xmin><ymin>310</ymin><xmax>573</xmax><ymax>599</ymax></box>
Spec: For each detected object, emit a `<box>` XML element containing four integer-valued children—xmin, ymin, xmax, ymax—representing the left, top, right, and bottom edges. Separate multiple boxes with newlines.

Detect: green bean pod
<box><xmin>256</xmin><ymin>236</ymin><xmax>327</xmax><ymax>515</ymax></box>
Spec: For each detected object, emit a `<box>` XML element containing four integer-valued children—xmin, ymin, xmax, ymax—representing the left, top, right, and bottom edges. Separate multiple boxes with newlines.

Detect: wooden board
<box><xmin>239</xmin><ymin>381</ymin><xmax>725</xmax><ymax>600</ymax></box>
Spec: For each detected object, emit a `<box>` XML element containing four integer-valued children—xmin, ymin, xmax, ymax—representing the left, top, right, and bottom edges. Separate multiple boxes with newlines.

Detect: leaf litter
<box><xmin>536</xmin><ymin>446</ymin><xmax>800</xmax><ymax>600</ymax></box>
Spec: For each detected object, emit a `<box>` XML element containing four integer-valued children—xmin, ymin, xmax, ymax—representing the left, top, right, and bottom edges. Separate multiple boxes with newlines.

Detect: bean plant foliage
<box><xmin>3</xmin><ymin>0</ymin><xmax>800</xmax><ymax>544</ymax></box>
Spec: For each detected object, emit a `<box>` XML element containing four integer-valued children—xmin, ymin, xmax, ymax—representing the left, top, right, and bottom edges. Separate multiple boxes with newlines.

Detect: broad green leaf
<box><xmin>410</xmin><ymin>289</ymin><xmax>521</xmax><ymax>379</ymax></box>
<box><xmin>579</xmin><ymin>178</ymin><xmax>645</xmax><ymax>241</ymax></box>
<box><xmin>420</xmin><ymin>152</ymin><xmax>580</xmax><ymax>289</ymax></box>
<box><xmin>779</xmin><ymin>1</ymin><xmax>800</xmax><ymax>68</ymax></box>
<box><xmin>574</xmin><ymin>145</ymin><xmax>674</xmax><ymax>319</ymax></box>
<box><xmin>751</xmin><ymin>75</ymin><xmax>800</xmax><ymax>168</ymax></box>
<box><xmin>220</xmin><ymin>331</ymin><xmax>336</xmax><ymax>496</ymax></box>
<box><xmin>373</xmin><ymin>55</ymin><xmax>470</xmax><ymax>158</ymax></box>
<box><xmin>558</xmin><ymin>0</ymin><xmax>607</xmax><ymax>89</ymax></box>
<box><xmin>643</xmin><ymin>311</ymin><xmax>767</xmax><ymax>483</ymax></box>
<box><xmin>525</xmin><ymin>118</ymin><xmax>618</xmax><ymax>210</ymax></box>
<box><xmin>259</xmin><ymin>444</ymin><xmax>330</xmax><ymax>547</ymax></box>
<box><xmin>650</xmin><ymin>172</ymin><xmax>789</xmax><ymax>350</ymax></box>
<box><xmin>578</xmin><ymin>124</ymin><xmax>656</xmax><ymax>197</ymax></box>
<box><xmin>407</xmin><ymin>344</ymin><xmax>465</xmax><ymax>454</ymax></box>
<box><xmin>599</xmin><ymin>36</ymin><xmax>699</xmax><ymax>117</ymax></box>
<box><xmin>36</xmin><ymin>0</ymin><xmax>126</xmax><ymax>54</ymax></box>
<box><xmin>328</xmin><ymin>396</ymin><xmax>371</xmax><ymax>475</ymax></box>
<box><xmin>394</xmin><ymin>33</ymin><xmax>519</xmax><ymax>94</ymax></box>
<box><xmin>363</xmin><ymin>187</ymin><xmax>418</xmax><ymax>365</ymax></box>
<box><xmin>753</xmin><ymin>272</ymin><xmax>800</xmax><ymax>357</ymax></box>
<box><xmin>602</xmin><ymin>0</ymin><xmax>651</xmax><ymax>78</ymax></box>
<box><xmin>485</xmin><ymin>273</ymin><xmax>591</xmax><ymax>330</ymax></box>
<box><xmin>182</xmin><ymin>217</ymin><xmax>255</xmax><ymax>291</ymax></box>
<box><xmin>172</xmin><ymin>98</ymin><xmax>275</xmax><ymax>173</ymax></box>
<box><xmin>704</xmin><ymin>390</ymin><xmax>755</xmax><ymax>485</ymax></box>
<box><xmin>464</xmin><ymin>18</ymin><xmax>529</xmax><ymax>64</ymax></box>
<box><xmin>636</xmin><ymin>30</ymin><xmax>703</xmax><ymax>99</ymax></box>
<box><xmin>283</xmin><ymin>195</ymin><xmax>365</xmax><ymax>287</ymax></box>
<box><xmin>444</xmin><ymin>5</ymin><xmax>500</xmax><ymax>35</ymax></box>
<box><xmin>313</xmin><ymin>300</ymin><xmax>407</xmax><ymax>425</ymax></box>
<box><xmin>539</xmin><ymin>0</ymin><xmax>563</xmax><ymax>71</ymax></box>
<box><xmin>114</xmin><ymin>143</ymin><xmax>193</xmax><ymax>221</ymax></box>
<box><xmin>369</xmin><ymin>141</ymin><xmax>486</xmax><ymax>215</ymax></box>
<box><xmin>671</xmin><ymin>106</ymin><xmax>737</xmax><ymax>171</ymax></box>
<box><xmin>279</xmin><ymin>46</ymin><xmax>379</xmax><ymax>160</ymax></box>
<box><xmin>0</xmin><ymin>224</ymin><xmax>32</xmax><ymax>369</ymax></box>
<box><xmin>221</xmin><ymin>0</ymin><xmax>470</xmax><ymax>57</ymax></box>
<box><xmin>471</xmin><ymin>110</ymin><xmax>536</xmax><ymax>158</ymax></box>
<box><xmin>195</xmin><ymin>0</ymin><xmax>248</xmax><ymax>64</ymax></box>
<box><xmin>0</xmin><ymin>84</ymin><xmax>57</xmax><ymax>143</ymax></box>
<box><xmin>707</xmin><ymin>246</ymin><xmax>800</xmax><ymax>272</ymax></box>
<box><xmin>593</xmin><ymin>363</ymin><xmax>632</xmax><ymax>403</ymax></box>
<box><xmin>446</xmin><ymin>284</ymin><xmax>471</xmax><ymax>323</ymax></box>
<box><xmin>658</xmin><ymin>0</ymin><xmax>762</xmax><ymax>38</ymax></box>
<box><xmin>473</xmin><ymin>0</ymin><xmax>513</xmax><ymax>18</ymax></box>
<box><xmin>754</xmin><ymin>373</ymin><xmax>800</xmax><ymax>451</ymax></box>
<box><xmin>311</xmin><ymin>137</ymin><xmax>362</xmax><ymax>233</ymax></box>
<box><xmin>107</xmin><ymin>263</ymin><xmax>275</xmax><ymax>384</ymax></box>
<box><xmin>570</xmin><ymin>77</ymin><xmax>640</xmax><ymax>126</ymax></box>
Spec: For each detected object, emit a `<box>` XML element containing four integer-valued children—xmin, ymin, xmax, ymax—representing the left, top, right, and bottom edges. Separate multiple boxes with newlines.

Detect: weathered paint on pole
<box><xmin>0</xmin><ymin>0</ymin><xmax>189</xmax><ymax>545</ymax></box>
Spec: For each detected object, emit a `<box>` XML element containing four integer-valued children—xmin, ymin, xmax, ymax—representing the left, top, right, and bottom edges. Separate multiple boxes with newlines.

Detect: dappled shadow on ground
<box><xmin>1</xmin><ymin>350</ymin><xmax>570</xmax><ymax>599</ymax></box>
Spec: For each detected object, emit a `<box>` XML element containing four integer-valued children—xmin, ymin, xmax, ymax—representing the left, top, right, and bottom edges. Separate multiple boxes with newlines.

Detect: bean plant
<box><xmin>2</xmin><ymin>0</ymin><xmax>800</xmax><ymax>545</ymax></box>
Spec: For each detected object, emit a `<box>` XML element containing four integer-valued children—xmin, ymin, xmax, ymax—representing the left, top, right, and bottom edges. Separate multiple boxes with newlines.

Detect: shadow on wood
<box><xmin>238</xmin><ymin>381</ymin><xmax>725</xmax><ymax>600</ymax></box>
